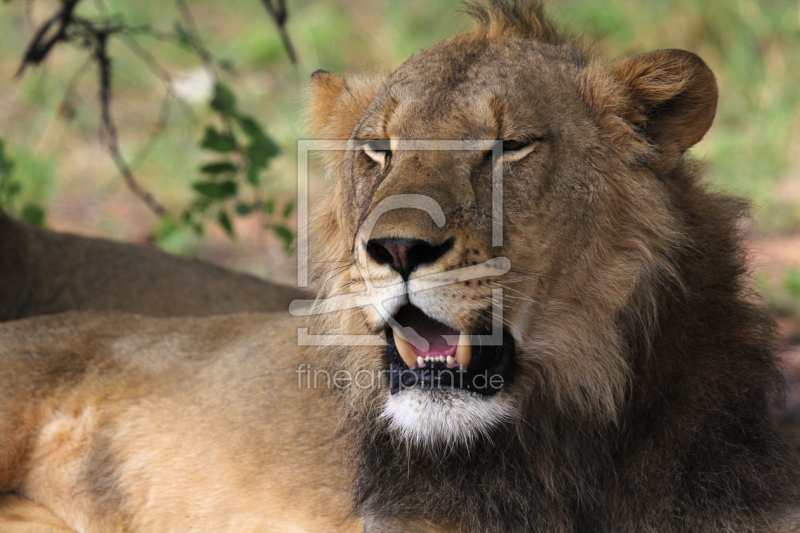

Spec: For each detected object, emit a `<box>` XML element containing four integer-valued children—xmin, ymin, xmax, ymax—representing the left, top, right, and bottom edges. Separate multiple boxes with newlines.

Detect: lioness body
<box><xmin>0</xmin><ymin>211</ymin><xmax>304</xmax><ymax>321</ymax></box>
<box><xmin>0</xmin><ymin>312</ymin><xmax>358</xmax><ymax>532</ymax></box>
<box><xmin>2</xmin><ymin>1</ymin><xmax>800</xmax><ymax>531</ymax></box>
<box><xmin>0</xmin><ymin>494</ymin><xmax>74</xmax><ymax>532</ymax></box>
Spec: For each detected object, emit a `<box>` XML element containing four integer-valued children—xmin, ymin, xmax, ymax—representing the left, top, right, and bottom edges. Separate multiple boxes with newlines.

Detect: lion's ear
<box><xmin>307</xmin><ymin>70</ymin><xmax>349</xmax><ymax>138</ymax></box>
<box><xmin>612</xmin><ymin>49</ymin><xmax>718</xmax><ymax>165</ymax></box>
<box><xmin>306</xmin><ymin>70</ymin><xmax>385</xmax><ymax>173</ymax></box>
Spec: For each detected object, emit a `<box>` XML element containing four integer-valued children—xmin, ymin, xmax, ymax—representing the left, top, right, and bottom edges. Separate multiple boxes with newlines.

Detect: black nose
<box><xmin>365</xmin><ymin>237</ymin><xmax>454</xmax><ymax>280</ymax></box>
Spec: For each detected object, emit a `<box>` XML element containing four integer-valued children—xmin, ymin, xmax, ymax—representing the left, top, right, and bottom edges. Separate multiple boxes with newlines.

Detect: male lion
<box><xmin>2</xmin><ymin>1</ymin><xmax>799</xmax><ymax>532</ymax></box>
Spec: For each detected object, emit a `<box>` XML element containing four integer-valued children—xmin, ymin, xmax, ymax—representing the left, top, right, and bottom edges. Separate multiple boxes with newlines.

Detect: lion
<box><xmin>0</xmin><ymin>210</ymin><xmax>304</xmax><ymax>321</ymax></box>
<box><xmin>1</xmin><ymin>1</ymin><xmax>799</xmax><ymax>531</ymax></box>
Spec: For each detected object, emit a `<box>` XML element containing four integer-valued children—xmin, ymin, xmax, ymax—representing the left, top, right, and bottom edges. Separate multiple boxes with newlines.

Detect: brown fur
<box><xmin>0</xmin><ymin>210</ymin><xmax>305</xmax><ymax>321</ymax></box>
<box><xmin>0</xmin><ymin>494</ymin><xmax>74</xmax><ymax>532</ymax></box>
<box><xmin>307</xmin><ymin>1</ymin><xmax>800</xmax><ymax>531</ymax></box>
<box><xmin>1</xmin><ymin>2</ymin><xmax>799</xmax><ymax>532</ymax></box>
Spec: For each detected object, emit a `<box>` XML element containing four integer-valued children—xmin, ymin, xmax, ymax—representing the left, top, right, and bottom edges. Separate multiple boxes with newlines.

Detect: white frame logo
<box><xmin>290</xmin><ymin>140</ymin><xmax>508</xmax><ymax>347</ymax></box>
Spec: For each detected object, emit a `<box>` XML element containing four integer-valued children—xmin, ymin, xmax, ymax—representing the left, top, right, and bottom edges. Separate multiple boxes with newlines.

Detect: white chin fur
<box><xmin>380</xmin><ymin>388</ymin><xmax>514</xmax><ymax>447</ymax></box>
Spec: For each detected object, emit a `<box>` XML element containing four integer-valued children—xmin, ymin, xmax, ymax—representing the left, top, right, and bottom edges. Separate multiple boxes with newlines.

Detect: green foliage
<box><xmin>785</xmin><ymin>270</ymin><xmax>800</xmax><ymax>304</ymax></box>
<box><xmin>0</xmin><ymin>140</ymin><xmax>47</xmax><ymax>227</ymax></box>
<box><xmin>20</xmin><ymin>204</ymin><xmax>46</xmax><ymax>226</ymax></box>
<box><xmin>0</xmin><ymin>141</ymin><xmax>17</xmax><ymax>205</ymax></box>
<box><xmin>760</xmin><ymin>269</ymin><xmax>800</xmax><ymax>319</ymax></box>
<box><xmin>556</xmin><ymin>0</ymin><xmax>800</xmax><ymax>232</ymax></box>
<box><xmin>0</xmin><ymin>0</ymin><xmax>796</xmax><ymax>309</ymax></box>
<box><xmin>156</xmin><ymin>82</ymin><xmax>292</xmax><ymax>247</ymax></box>
<box><xmin>269</xmin><ymin>223</ymin><xmax>294</xmax><ymax>253</ymax></box>
<box><xmin>200</xmin><ymin>127</ymin><xmax>236</xmax><ymax>153</ymax></box>
<box><xmin>192</xmin><ymin>180</ymin><xmax>238</xmax><ymax>199</ymax></box>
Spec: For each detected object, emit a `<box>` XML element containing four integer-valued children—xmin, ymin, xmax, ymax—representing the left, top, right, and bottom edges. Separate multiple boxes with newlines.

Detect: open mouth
<box><xmin>384</xmin><ymin>305</ymin><xmax>516</xmax><ymax>396</ymax></box>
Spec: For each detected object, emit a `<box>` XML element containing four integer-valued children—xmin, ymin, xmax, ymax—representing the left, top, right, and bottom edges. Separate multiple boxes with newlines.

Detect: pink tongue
<box><xmin>395</xmin><ymin>306</ymin><xmax>458</xmax><ymax>356</ymax></box>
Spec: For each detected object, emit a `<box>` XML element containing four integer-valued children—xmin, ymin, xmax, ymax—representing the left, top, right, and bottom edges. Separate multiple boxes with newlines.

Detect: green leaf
<box><xmin>246</xmin><ymin>142</ymin><xmax>277</xmax><ymax>165</ymax></box>
<box><xmin>0</xmin><ymin>140</ymin><xmax>14</xmax><ymax>177</ymax></box>
<box><xmin>246</xmin><ymin>165</ymin><xmax>260</xmax><ymax>186</ymax></box>
<box><xmin>210</xmin><ymin>83</ymin><xmax>237</xmax><ymax>116</ymax></box>
<box><xmin>238</xmin><ymin>116</ymin><xmax>267</xmax><ymax>142</ymax></box>
<box><xmin>270</xmin><ymin>224</ymin><xmax>294</xmax><ymax>253</ymax></box>
<box><xmin>282</xmin><ymin>200</ymin><xmax>295</xmax><ymax>218</ymax></box>
<box><xmin>200</xmin><ymin>127</ymin><xmax>235</xmax><ymax>153</ymax></box>
<box><xmin>249</xmin><ymin>136</ymin><xmax>280</xmax><ymax>160</ymax></box>
<box><xmin>191</xmin><ymin>196</ymin><xmax>212</xmax><ymax>211</ymax></box>
<box><xmin>5</xmin><ymin>182</ymin><xmax>21</xmax><ymax>196</ymax></box>
<box><xmin>263</xmin><ymin>197</ymin><xmax>275</xmax><ymax>215</ymax></box>
<box><xmin>235</xmin><ymin>202</ymin><xmax>254</xmax><ymax>215</ymax></box>
<box><xmin>785</xmin><ymin>270</ymin><xmax>800</xmax><ymax>298</ymax></box>
<box><xmin>21</xmin><ymin>203</ymin><xmax>45</xmax><ymax>227</ymax></box>
<box><xmin>219</xmin><ymin>181</ymin><xmax>238</xmax><ymax>197</ymax></box>
<box><xmin>240</xmin><ymin>116</ymin><xmax>280</xmax><ymax>172</ymax></box>
<box><xmin>245</xmin><ymin>137</ymin><xmax>280</xmax><ymax>183</ymax></box>
<box><xmin>218</xmin><ymin>210</ymin><xmax>234</xmax><ymax>237</ymax></box>
<box><xmin>192</xmin><ymin>180</ymin><xmax>237</xmax><ymax>199</ymax></box>
<box><xmin>200</xmin><ymin>161</ymin><xmax>238</xmax><ymax>175</ymax></box>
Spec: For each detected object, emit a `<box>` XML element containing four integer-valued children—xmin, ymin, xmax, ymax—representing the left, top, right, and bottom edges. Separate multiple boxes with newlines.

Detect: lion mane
<box><xmin>306</xmin><ymin>1</ymin><xmax>800</xmax><ymax>531</ymax></box>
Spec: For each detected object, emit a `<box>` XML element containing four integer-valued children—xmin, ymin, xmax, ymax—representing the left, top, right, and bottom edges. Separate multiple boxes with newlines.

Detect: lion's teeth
<box><xmin>395</xmin><ymin>329</ymin><xmax>470</xmax><ymax>369</ymax></box>
<box><xmin>455</xmin><ymin>332</ymin><xmax>471</xmax><ymax>368</ymax></box>
<box><xmin>392</xmin><ymin>328</ymin><xmax>417</xmax><ymax>369</ymax></box>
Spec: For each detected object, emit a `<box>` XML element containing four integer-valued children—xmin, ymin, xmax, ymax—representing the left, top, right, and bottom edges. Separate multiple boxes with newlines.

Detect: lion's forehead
<box><xmin>362</xmin><ymin>43</ymin><xmax>585</xmax><ymax>140</ymax></box>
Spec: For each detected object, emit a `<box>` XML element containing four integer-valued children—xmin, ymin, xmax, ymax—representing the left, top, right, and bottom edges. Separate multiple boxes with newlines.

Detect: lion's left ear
<box><xmin>613</xmin><ymin>49</ymin><xmax>718</xmax><ymax>164</ymax></box>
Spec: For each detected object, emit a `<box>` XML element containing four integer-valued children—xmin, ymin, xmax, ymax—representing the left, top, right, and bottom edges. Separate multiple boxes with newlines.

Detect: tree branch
<box><xmin>16</xmin><ymin>0</ymin><xmax>81</xmax><ymax>77</ymax></box>
<box><xmin>259</xmin><ymin>0</ymin><xmax>297</xmax><ymax>64</ymax></box>
<box><xmin>15</xmin><ymin>0</ymin><xmax>297</xmax><ymax>220</ymax></box>
<box><xmin>93</xmin><ymin>31</ymin><xmax>166</xmax><ymax>216</ymax></box>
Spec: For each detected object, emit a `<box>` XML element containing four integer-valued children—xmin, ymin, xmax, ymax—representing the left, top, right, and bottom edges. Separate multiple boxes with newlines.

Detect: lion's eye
<box><xmin>501</xmin><ymin>139</ymin><xmax>540</xmax><ymax>163</ymax></box>
<box><xmin>363</xmin><ymin>140</ymin><xmax>392</xmax><ymax>168</ymax></box>
<box><xmin>502</xmin><ymin>140</ymin><xmax>524</xmax><ymax>151</ymax></box>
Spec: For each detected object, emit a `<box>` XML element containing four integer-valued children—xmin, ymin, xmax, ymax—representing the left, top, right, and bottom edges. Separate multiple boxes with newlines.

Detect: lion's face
<box><xmin>307</xmin><ymin>4</ymin><xmax>716</xmax><ymax>446</ymax></box>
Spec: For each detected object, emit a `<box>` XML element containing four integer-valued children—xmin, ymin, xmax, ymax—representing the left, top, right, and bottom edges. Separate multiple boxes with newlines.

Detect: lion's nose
<box><xmin>366</xmin><ymin>237</ymin><xmax>454</xmax><ymax>280</ymax></box>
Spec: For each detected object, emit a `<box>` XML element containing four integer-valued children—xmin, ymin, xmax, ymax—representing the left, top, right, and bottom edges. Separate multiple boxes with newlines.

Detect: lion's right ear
<box><xmin>306</xmin><ymin>70</ymin><xmax>385</xmax><ymax>174</ymax></box>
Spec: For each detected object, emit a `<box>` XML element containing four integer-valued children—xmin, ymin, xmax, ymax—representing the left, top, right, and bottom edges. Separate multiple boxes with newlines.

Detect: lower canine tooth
<box><xmin>416</xmin><ymin>356</ymin><xmax>424</xmax><ymax>368</ymax></box>
<box><xmin>392</xmin><ymin>328</ymin><xmax>417</xmax><ymax>369</ymax></box>
<box><xmin>455</xmin><ymin>332</ymin><xmax>471</xmax><ymax>368</ymax></box>
<box><xmin>446</xmin><ymin>355</ymin><xmax>455</xmax><ymax>366</ymax></box>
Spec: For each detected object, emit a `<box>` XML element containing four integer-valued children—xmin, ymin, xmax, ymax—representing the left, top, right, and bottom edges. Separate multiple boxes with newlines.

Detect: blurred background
<box><xmin>0</xmin><ymin>0</ymin><xmax>798</xmax><ymax>348</ymax></box>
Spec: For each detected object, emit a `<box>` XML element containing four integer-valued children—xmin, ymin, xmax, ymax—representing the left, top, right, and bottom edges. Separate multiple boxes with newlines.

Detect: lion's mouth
<box><xmin>384</xmin><ymin>305</ymin><xmax>516</xmax><ymax>396</ymax></box>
